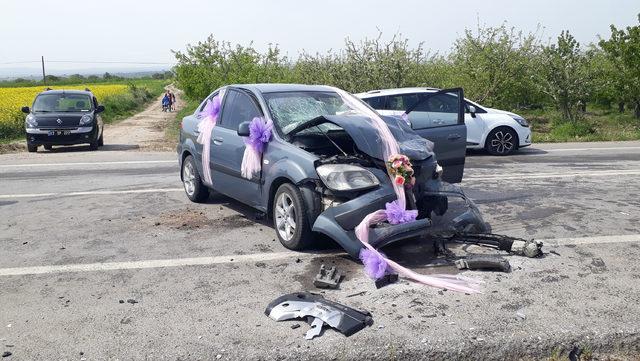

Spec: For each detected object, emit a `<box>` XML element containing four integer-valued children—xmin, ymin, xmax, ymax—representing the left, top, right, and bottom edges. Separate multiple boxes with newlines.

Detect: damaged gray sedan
<box><xmin>177</xmin><ymin>84</ymin><xmax>489</xmax><ymax>257</ymax></box>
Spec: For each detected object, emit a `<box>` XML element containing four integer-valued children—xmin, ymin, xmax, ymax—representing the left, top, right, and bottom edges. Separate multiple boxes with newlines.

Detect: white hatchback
<box><xmin>356</xmin><ymin>87</ymin><xmax>532</xmax><ymax>155</ymax></box>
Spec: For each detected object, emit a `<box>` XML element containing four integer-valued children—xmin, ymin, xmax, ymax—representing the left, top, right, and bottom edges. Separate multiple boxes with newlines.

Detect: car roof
<box><xmin>231</xmin><ymin>83</ymin><xmax>336</xmax><ymax>94</ymax></box>
<box><xmin>354</xmin><ymin>87</ymin><xmax>441</xmax><ymax>98</ymax></box>
<box><xmin>37</xmin><ymin>89</ymin><xmax>94</xmax><ymax>96</ymax></box>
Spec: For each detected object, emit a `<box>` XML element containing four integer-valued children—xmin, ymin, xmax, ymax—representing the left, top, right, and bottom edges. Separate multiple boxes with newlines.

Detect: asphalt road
<box><xmin>1</xmin><ymin>141</ymin><xmax>639</xmax><ymax>360</ymax></box>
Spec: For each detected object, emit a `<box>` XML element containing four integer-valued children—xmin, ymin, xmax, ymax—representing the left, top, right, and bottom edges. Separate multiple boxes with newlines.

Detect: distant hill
<box><xmin>0</xmin><ymin>66</ymin><xmax>173</xmax><ymax>81</ymax></box>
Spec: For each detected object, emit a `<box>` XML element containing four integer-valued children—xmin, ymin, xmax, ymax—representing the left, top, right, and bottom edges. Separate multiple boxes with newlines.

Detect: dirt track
<box><xmin>103</xmin><ymin>86</ymin><xmax>184</xmax><ymax>151</ymax></box>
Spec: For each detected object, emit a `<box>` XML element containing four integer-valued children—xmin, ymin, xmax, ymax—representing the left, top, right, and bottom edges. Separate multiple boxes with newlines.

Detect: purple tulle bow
<box><xmin>385</xmin><ymin>200</ymin><xmax>418</xmax><ymax>225</ymax></box>
<box><xmin>201</xmin><ymin>95</ymin><xmax>221</xmax><ymax>119</ymax></box>
<box><xmin>359</xmin><ymin>248</ymin><xmax>388</xmax><ymax>279</ymax></box>
<box><xmin>245</xmin><ymin>117</ymin><xmax>272</xmax><ymax>153</ymax></box>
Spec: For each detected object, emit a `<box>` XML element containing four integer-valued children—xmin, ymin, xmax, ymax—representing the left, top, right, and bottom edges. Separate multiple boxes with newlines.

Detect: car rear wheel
<box><xmin>27</xmin><ymin>144</ymin><xmax>37</xmax><ymax>153</ymax></box>
<box><xmin>273</xmin><ymin>183</ymin><xmax>312</xmax><ymax>250</ymax></box>
<box><xmin>485</xmin><ymin>127</ymin><xmax>517</xmax><ymax>156</ymax></box>
<box><xmin>182</xmin><ymin>155</ymin><xmax>209</xmax><ymax>203</ymax></box>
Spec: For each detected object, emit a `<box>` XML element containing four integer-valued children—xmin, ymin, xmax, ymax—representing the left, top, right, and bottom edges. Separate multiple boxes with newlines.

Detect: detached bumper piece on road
<box><xmin>265</xmin><ymin>292</ymin><xmax>373</xmax><ymax>340</ymax></box>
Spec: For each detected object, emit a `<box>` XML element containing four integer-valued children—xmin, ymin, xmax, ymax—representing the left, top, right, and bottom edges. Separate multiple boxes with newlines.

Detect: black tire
<box><xmin>182</xmin><ymin>155</ymin><xmax>209</xmax><ymax>203</ymax></box>
<box><xmin>485</xmin><ymin>127</ymin><xmax>518</xmax><ymax>156</ymax></box>
<box><xmin>27</xmin><ymin>144</ymin><xmax>37</xmax><ymax>153</ymax></box>
<box><xmin>89</xmin><ymin>140</ymin><xmax>99</xmax><ymax>151</ymax></box>
<box><xmin>98</xmin><ymin>133</ymin><xmax>104</xmax><ymax>146</ymax></box>
<box><xmin>43</xmin><ymin>145</ymin><xmax>52</xmax><ymax>151</ymax></box>
<box><xmin>272</xmin><ymin>183</ymin><xmax>313</xmax><ymax>250</ymax></box>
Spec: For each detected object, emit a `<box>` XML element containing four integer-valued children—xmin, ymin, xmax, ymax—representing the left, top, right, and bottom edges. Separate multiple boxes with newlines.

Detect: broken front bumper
<box><xmin>312</xmin><ymin>173</ymin><xmax>490</xmax><ymax>258</ymax></box>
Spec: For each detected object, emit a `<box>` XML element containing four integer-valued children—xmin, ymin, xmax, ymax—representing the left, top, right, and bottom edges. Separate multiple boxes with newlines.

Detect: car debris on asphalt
<box><xmin>265</xmin><ymin>292</ymin><xmax>373</xmax><ymax>340</ymax></box>
<box><xmin>455</xmin><ymin>255</ymin><xmax>511</xmax><ymax>272</ymax></box>
<box><xmin>313</xmin><ymin>264</ymin><xmax>344</xmax><ymax>289</ymax></box>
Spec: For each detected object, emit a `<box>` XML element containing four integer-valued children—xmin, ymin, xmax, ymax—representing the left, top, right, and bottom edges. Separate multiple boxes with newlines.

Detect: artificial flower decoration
<box><xmin>384</xmin><ymin>200</ymin><xmax>418</xmax><ymax>225</ymax></box>
<box><xmin>196</xmin><ymin>95</ymin><xmax>222</xmax><ymax>185</ymax></box>
<box><xmin>386</xmin><ymin>154</ymin><xmax>415</xmax><ymax>187</ymax></box>
<box><xmin>241</xmin><ymin>116</ymin><xmax>273</xmax><ymax>179</ymax></box>
<box><xmin>359</xmin><ymin>248</ymin><xmax>388</xmax><ymax>279</ymax></box>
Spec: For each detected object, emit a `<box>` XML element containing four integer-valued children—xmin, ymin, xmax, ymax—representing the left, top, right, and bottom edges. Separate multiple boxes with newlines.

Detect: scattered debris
<box><xmin>265</xmin><ymin>292</ymin><xmax>373</xmax><ymax>340</ymax></box>
<box><xmin>126</xmin><ymin>299</ymin><xmax>138</xmax><ymax>304</ymax></box>
<box><xmin>375</xmin><ymin>273</ymin><xmax>398</xmax><ymax>289</ymax></box>
<box><xmin>313</xmin><ymin>264</ymin><xmax>343</xmax><ymax>289</ymax></box>
<box><xmin>447</xmin><ymin>233</ymin><xmax>543</xmax><ymax>258</ymax></box>
<box><xmin>516</xmin><ymin>309</ymin><xmax>526</xmax><ymax>320</ymax></box>
<box><xmin>118</xmin><ymin>300</ymin><xmax>124</xmax><ymax>304</ymax></box>
<box><xmin>455</xmin><ymin>255</ymin><xmax>511</xmax><ymax>272</ymax></box>
<box><xmin>290</xmin><ymin>324</ymin><xmax>300</xmax><ymax>330</ymax></box>
<box><xmin>2</xmin><ymin>351</ymin><xmax>11</xmax><ymax>358</ymax></box>
<box><xmin>346</xmin><ymin>291</ymin><xmax>367</xmax><ymax>298</ymax></box>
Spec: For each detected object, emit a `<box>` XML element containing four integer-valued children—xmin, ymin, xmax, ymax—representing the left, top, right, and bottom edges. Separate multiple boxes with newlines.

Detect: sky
<box><xmin>0</xmin><ymin>0</ymin><xmax>638</xmax><ymax>77</ymax></box>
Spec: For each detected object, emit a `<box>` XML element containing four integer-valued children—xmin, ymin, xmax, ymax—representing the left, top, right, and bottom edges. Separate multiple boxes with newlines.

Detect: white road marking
<box><xmin>545</xmin><ymin>234</ymin><xmax>640</xmax><ymax>246</ymax></box>
<box><xmin>0</xmin><ymin>188</ymin><xmax>183</xmax><ymax>199</ymax></box>
<box><xmin>0</xmin><ymin>251</ymin><xmax>328</xmax><ymax>277</ymax></box>
<box><xmin>0</xmin><ymin>160</ymin><xmax>176</xmax><ymax>168</ymax></box>
<box><xmin>0</xmin><ymin>234</ymin><xmax>637</xmax><ymax>277</ymax></box>
<box><xmin>465</xmin><ymin>169</ymin><xmax>640</xmax><ymax>181</ymax></box>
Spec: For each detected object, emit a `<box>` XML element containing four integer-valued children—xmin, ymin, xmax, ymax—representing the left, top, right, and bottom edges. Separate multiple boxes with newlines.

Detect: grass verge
<box><xmin>522</xmin><ymin>107</ymin><xmax>640</xmax><ymax>143</ymax></box>
<box><xmin>165</xmin><ymin>97</ymin><xmax>200</xmax><ymax>143</ymax></box>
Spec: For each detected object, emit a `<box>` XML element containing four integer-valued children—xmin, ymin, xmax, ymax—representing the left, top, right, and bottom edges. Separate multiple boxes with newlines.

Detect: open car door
<box><xmin>403</xmin><ymin>88</ymin><xmax>467</xmax><ymax>183</ymax></box>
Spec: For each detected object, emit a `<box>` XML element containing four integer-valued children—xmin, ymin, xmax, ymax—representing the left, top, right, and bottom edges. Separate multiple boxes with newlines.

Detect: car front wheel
<box><xmin>27</xmin><ymin>144</ymin><xmax>37</xmax><ymax>153</ymax></box>
<box><xmin>485</xmin><ymin>127</ymin><xmax>518</xmax><ymax>156</ymax></box>
<box><xmin>182</xmin><ymin>155</ymin><xmax>209</xmax><ymax>203</ymax></box>
<box><xmin>273</xmin><ymin>183</ymin><xmax>312</xmax><ymax>250</ymax></box>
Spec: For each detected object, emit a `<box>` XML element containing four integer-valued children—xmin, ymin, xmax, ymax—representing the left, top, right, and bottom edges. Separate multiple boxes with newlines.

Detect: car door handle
<box><xmin>213</xmin><ymin>137</ymin><xmax>224</xmax><ymax>145</ymax></box>
<box><xmin>447</xmin><ymin>134</ymin><xmax>462</xmax><ymax>140</ymax></box>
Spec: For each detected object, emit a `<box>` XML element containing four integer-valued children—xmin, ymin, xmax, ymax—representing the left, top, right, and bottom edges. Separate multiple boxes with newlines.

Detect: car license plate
<box><xmin>48</xmin><ymin>130</ymin><xmax>71</xmax><ymax>136</ymax></box>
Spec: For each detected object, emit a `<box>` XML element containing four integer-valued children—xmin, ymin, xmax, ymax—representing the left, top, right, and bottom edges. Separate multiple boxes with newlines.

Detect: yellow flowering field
<box><xmin>0</xmin><ymin>84</ymin><xmax>128</xmax><ymax>139</ymax></box>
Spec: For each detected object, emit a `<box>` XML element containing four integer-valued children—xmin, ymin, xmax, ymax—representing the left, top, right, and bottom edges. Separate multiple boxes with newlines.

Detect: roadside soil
<box><xmin>102</xmin><ymin>85</ymin><xmax>183</xmax><ymax>151</ymax></box>
<box><xmin>0</xmin><ymin>86</ymin><xmax>183</xmax><ymax>153</ymax></box>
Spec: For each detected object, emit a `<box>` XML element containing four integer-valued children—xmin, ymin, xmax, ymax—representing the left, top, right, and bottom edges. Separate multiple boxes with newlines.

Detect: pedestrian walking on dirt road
<box><xmin>170</xmin><ymin>92</ymin><xmax>176</xmax><ymax>111</ymax></box>
<box><xmin>162</xmin><ymin>92</ymin><xmax>170</xmax><ymax>112</ymax></box>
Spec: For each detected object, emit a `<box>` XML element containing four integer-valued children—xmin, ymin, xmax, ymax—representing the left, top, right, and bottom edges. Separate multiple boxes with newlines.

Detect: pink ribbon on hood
<box><xmin>334</xmin><ymin>88</ymin><xmax>481</xmax><ymax>294</ymax></box>
<box><xmin>196</xmin><ymin>95</ymin><xmax>222</xmax><ymax>186</ymax></box>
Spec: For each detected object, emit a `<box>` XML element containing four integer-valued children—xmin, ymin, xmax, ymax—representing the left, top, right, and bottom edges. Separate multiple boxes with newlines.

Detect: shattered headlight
<box><xmin>316</xmin><ymin>164</ymin><xmax>380</xmax><ymax>192</ymax></box>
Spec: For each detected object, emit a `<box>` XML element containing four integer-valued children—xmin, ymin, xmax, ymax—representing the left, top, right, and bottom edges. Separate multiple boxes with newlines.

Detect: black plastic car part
<box><xmin>265</xmin><ymin>292</ymin><xmax>373</xmax><ymax>339</ymax></box>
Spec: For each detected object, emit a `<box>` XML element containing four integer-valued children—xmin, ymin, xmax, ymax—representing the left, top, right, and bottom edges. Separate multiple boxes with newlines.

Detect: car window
<box><xmin>33</xmin><ymin>93</ymin><xmax>93</xmax><ymax>112</ymax></box>
<box><xmin>197</xmin><ymin>92</ymin><xmax>218</xmax><ymax>113</ymax></box>
<box><xmin>362</xmin><ymin>96</ymin><xmax>386</xmax><ymax>109</ymax></box>
<box><xmin>385</xmin><ymin>94</ymin><xmax>420</xmax><ymax>111</ymax></box>
<box><xmin>219</xmin><ymin>89</ymin><xmax>263</xmax><ymax>131</ymax></box>
<box><xmin>409</xmin><ymin>93</ymin><xmax>460</xmax><ymax>129</ymax></box>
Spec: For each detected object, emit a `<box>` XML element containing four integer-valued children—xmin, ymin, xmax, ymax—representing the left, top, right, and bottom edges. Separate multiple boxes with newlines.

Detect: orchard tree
<box><xmin>539</xmin><ymin>30</ymin><xmax>590</xmax><ymax>122</ymax></box>
<box><xmin>599</xmin><ymin>14</ymin><xmax>640</xmax><ymax>118</ymax></box>
<box><xmin>449</xmin><ymin>23</ymin><xmax>543</xmax><ymax>109</ymax></box>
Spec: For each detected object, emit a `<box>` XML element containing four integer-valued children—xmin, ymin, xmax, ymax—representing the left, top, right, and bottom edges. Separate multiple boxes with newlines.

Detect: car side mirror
<box><xmin>468</xmin><ymin>105</ymin><xmax>477</xmax><ymax>118</ymax></box>
<box><xmin>96</xmin><ymin>105</ymin><xmax>105</xmax><ymax>113</ymax></box>
<box><xmin>21</xmin><ymin>106</ymin><xmax>30</xmax><ymax>114</ymax></box>
<box><xmin>237</xmin><ymin>121</ymin><xmax>251</xmax><ymax>137</ymax></box>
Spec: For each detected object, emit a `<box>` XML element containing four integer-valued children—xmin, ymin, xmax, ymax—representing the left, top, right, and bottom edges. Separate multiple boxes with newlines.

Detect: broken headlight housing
<box><xmin>316</xmin><ymin>164</ymin><xmax>380</xmax><ymax>192</ymax></box>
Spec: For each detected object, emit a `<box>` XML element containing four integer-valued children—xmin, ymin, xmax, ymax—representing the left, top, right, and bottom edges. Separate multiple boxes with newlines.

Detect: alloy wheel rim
<box><xmin>275</xmin><ymin>193</ymin><xmax>296</xmax><ymax>241</ymax></box>
<box><xmin>490</xmin><ymin>131</ymin><xmax>514</xmax><ymax>154</ymax></box>
<box><xmin>183</xmin><ymin>162</ymin><xmax>196</xmax><ymax>196</ymax></box>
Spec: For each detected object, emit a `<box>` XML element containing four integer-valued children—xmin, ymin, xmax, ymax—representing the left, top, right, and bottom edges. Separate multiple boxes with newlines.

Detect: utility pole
<box><xmin>41</xmin><ymin>56</ymin><xmax>46</xmax><ymax>86</ymax></box>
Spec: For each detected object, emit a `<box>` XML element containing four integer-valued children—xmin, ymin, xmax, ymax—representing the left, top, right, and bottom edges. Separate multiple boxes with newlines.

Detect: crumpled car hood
<box><xmin>292</xmin><ymin>114</ymin><xmax>436</xmax><ymax>161</ymax></box>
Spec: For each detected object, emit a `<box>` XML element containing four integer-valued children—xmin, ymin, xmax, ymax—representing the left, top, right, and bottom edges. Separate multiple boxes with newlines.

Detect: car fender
<box><xmin>478</xmin><ymin>114</ymin><xmax>522</xmax><ymax>148</ymax></box>
<box><xmin>179</xmin><ymin>137</ymin><xmax>200</xmax><ymax>178</ymax></box>
<box><xmin>260</xmin><ymin>144</ymin><xmax>319</xmax><ymax>212</ymax></box>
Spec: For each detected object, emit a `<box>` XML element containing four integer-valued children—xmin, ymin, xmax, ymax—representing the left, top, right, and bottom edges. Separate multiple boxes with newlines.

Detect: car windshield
<box><xmin>33</xmin><ymin>93</ymin><xmax>93</xmax><ymax>112</ymax></box>
<box><xmin>263</xmin><ymin>91</ymin><xmax>370</xmax><ymax>134</ymax></box>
